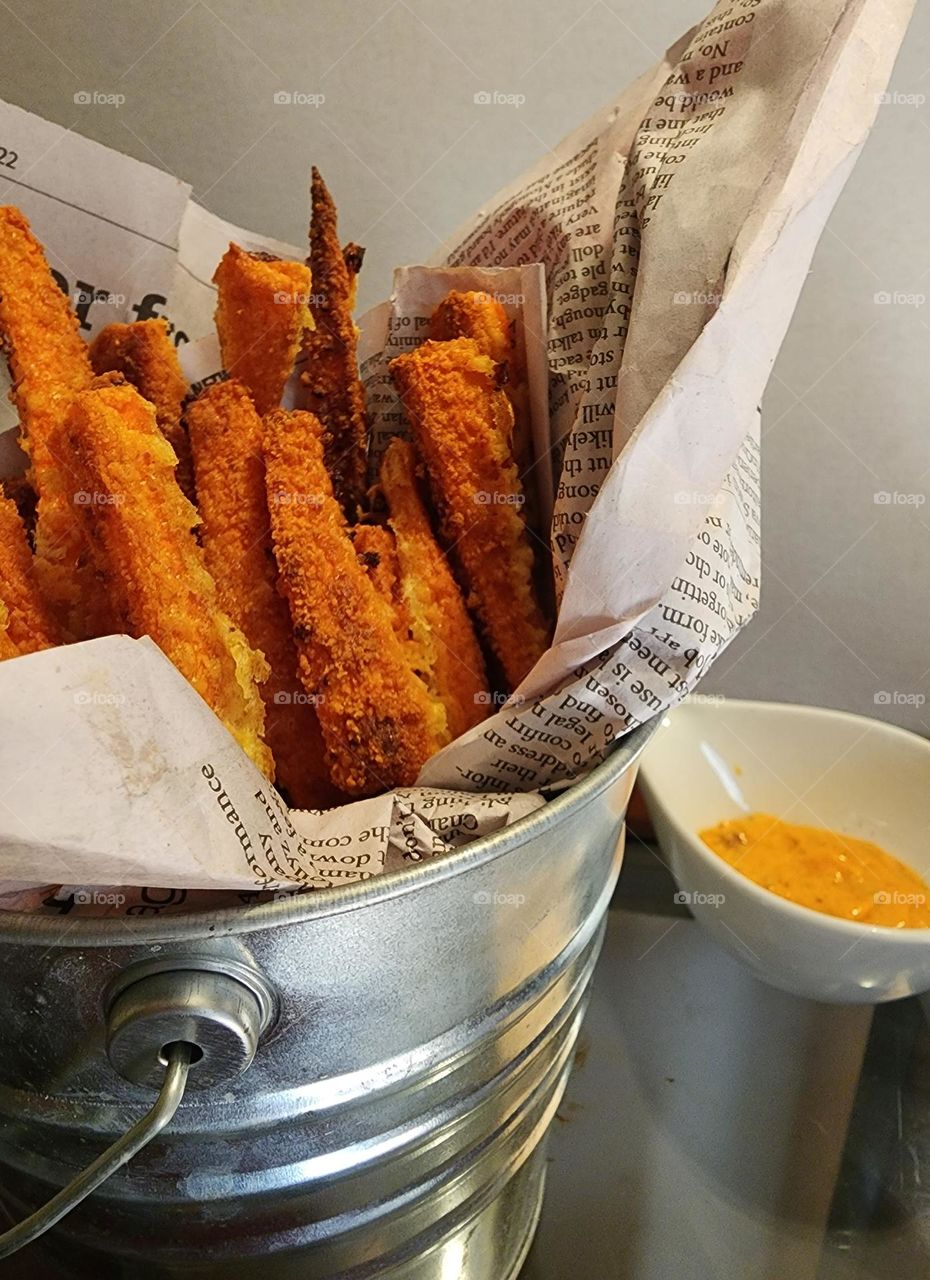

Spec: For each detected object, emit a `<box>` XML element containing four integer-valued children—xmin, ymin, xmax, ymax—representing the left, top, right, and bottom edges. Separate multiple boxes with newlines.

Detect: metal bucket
<box><xmin>0</xmin><ymin>723</ymin><xmax>653</xmax><ymax>1278</ymax></box>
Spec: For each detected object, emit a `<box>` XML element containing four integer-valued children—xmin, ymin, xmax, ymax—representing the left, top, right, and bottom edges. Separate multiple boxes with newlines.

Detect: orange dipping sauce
<box><xmin>699</xmin><ymin>813</ymin><xmax>930</xmax><ymax>929</ymax></box>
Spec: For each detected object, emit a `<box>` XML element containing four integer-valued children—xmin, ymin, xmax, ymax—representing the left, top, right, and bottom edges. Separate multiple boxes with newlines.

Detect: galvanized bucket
<box><xmin>0</xmin><ymin>723</ymin><xmax>653</xmax><ymax>1278</ymax></box>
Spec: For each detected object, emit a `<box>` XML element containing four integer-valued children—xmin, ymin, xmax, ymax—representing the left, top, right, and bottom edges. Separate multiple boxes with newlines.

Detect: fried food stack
<box><xmin>0</xmin><ymin>176</ymin><xmax>551</xmax><ymax>806</ymax></box>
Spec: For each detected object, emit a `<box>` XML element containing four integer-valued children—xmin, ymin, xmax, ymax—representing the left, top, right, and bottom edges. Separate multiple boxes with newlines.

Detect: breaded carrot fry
<box><xmin>351</xmin><ymin>524</ymin><xmax>407</xmax><ymax>643</ymax></box>
<box><xmin>214</xmin><ymin>245</ymin><xmax>314</xmax><ymax>416</ymax></box>
<box><xmin>264</xmin><ymin>408</ymin><xmax>447</xmax><ymax>796</ymax></box>
<box><xmin>380</xmin><ymin>438</ymin><xmax>490</xmax><ymax>739</ymax></box>
<box><xmin>390</xmin><ymin>337</ymin><xmax>549</xmax><ymax>689</ymax></box>
<box><xmin>90</xmin><ymin>319</ymin><xmax>195</xmax><ymax>502</ymax></box>
<box><xmin>0</xmin><ymin>600</ymin><xmax>20</xmax><ymax>661</ymax></box>
<box><xmin>300</xmin><ymin>170</ymin><xmax>368</xmax><ymax>517</ymax></box>
<box><xmin>0</xmin><ymin>492</ymin><xmax>61</xmax><ymax>652</ymax></box>
<box><xmin>429</xmin><ymin>290</ymin><xmax>534</xmax><ymax>492</ymax></box>
<box><xmin>429</xmin><ymin>291</ymin><xmax>512</xmax><ymax>366</ymax></box>
<box><xmin>61</xmin><ymin>377</ymin><xmax>272</xmax><ymax>775</ymax></box>
<box><xmin>0</xmin><ymin>206</ymin><xmax>109</xmax><ymax>637</ymax></box>
<box><xmin>352</xmin><ymin>509</ymin><xmax>489</xmax><ymax>738</ymax></box>
<box><xmin>187</xmin><ymin>380</ymin><xmax>339</xmax><ymax>809</ymax></box>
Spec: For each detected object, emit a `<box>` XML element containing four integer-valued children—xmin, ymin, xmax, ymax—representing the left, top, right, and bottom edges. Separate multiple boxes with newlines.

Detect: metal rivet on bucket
<box><xmin>0</xmin><ymin>956</ymin><xmax>278</xmax><ymax>1260</ymax></box>
<box><xmin>104</xmin><ymin>957</ymin><xmax>277</xmax><ymax>1090</ymax></box>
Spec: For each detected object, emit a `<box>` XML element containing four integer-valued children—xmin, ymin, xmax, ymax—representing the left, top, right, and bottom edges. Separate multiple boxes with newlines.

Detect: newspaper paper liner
<box><xmin>0</xmin><ymin>0</ymin><xmax>913</xmax><ymax>916</ymax></box>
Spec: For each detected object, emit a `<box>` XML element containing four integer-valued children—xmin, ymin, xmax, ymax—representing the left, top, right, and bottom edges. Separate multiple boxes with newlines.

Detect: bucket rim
<box><xmin>0</xmin><ymin>718</ymin><xmax>658</xmax><ymax>945</ymax></box>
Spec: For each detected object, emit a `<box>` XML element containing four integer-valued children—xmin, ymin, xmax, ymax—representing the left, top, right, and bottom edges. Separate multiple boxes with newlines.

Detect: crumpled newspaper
<box><xmin>0</xmin><ymin>0</ymin><xmax>912</xmax><ymax>913</ymax></box>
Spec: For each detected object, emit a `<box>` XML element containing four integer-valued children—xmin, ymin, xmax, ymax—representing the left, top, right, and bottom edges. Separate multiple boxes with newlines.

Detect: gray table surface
<box><xmin>522</xmin><ymin>839</ymin><xmax>930</xmax><ymax>1280</ymax></box>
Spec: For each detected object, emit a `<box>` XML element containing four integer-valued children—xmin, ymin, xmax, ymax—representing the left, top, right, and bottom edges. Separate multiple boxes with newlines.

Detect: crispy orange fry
<box><xmin>351</xmin><ymin>524</ymin><xmax>406</xmax><ymax>641</ymax></box>
<box><xmin>380</xmin><ymin>438</ymin><xmax>489</xmax><ymax>739</ymax></box>
<box><xmin>0</xmin><ymin>600</ymin><xmax>20</xmax><ymax>661</ymax></box>
<box><xmin>187</xmin><ymin>380</ymin><xmax>339</xmax><ymax>808</ymax></box>
<box><xmin>61</xmin><ymin>377</ymin><xmax>272</xmax><ymax>774</ymax></box>
<box><xmin>264</xmin><ymin>408</ymin><xmax>447</xmax><ymax>796</ymax></box>
<box><xmin>300</xmin><ymin>170</ymin><xmax>369</xmax><ymax>517</ymax></box>
<box><xmin>390</xmin><ymin>337</ymin><xmax>549</xmax><ymax>689</ymax></box>
<box><xmin>0</xmin><ymin>206</ymin><xmax>110</xmax><ymax>637</ymax></box>
<box><xmin>214</xmin><ymin>245</ymin><xmax>314</xmax><ymax>416</ymax></box>
<box><xmin>429</xmin><ymin>289</ymin><xmax>534</xmax><ymax>495</ymax></box>
<box><xmin>90</xmin><ymin>319</ymin><xmax>195</xmax><ymax>502</ymax></box>
<box><xmin>429</xmin><ymin>291</ymin><xmax>512</xmax><ymax>366</ymax></box>
<box><xmin>0</xmin><ymin>492</ymin><xmax>61</xmax><ymax>652</ymax></box>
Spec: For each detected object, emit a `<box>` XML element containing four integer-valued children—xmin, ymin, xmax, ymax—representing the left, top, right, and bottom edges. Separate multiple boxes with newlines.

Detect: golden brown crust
<box><xmin>350</xmin><ymin>523</ymin><xmax>407</xmax><ymax>643</ymax></box>
<box><xmin>0</xmin><ymin>600</ymin><xmax>21</xmax><ymax>661</ymax></box>
<box><xmin>187</xmin><ymin>380</ymin><xmax>339</xmax><ymax>808</ymax></box>
<box><xmin>390</xmin><ymin>337</ymin><xmax>549</xmax><ymax>690</ymax></box>
<box><xmin>60</xmin><ymin>377</ymin><xmax>272</xmax><ymax>775</ymax></box>
<box><xmin>380</xmin><ymin>438</ymin><xmax>490</xmax><ymax>739</ymax></box>
<box><xmin>0</xmin><ymin>205</ymin><xmax>109</xmax><ymax>638</ymax></box>
<box><xmin>429</xmin><ymin>291</ymin><xmax>513</xmax><ymax>367</ymax></box>
<box><xmin>0</xmin><ymin>492</ymin><xmax>61</xmax><ymax>652</ymax></box>
<box><xmin>213</xmin><ymin>245</ymin><xmax>314</xmax><ymax>416</ymax></box>
<box><xmin>264</xmin><ymin>408</ymin><xmax>447</xmax><ymax>796</ymax></box>
<box><xmin>90</xmin><ymin>319</ymin><xmax>195</xmax><ymax>502</ymax></box>
<box><xmin>429</xmin><ymin>289</ymin><xmax>534</xmax><ymax>496</ymax></box>
<box><xmin>300</xmin><ymin>170</ymin><xmax>369</xmax><ymax>518</ymax></box>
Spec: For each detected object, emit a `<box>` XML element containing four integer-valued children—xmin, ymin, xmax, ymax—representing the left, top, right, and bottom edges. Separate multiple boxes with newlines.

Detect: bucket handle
<box><xmin>0</xmin><ymin>1041</ymin><xmax>192</xmax><ymax>1259</ymax></box>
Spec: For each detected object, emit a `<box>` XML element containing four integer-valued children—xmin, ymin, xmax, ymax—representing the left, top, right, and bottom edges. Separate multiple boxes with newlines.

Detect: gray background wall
<box><xmin>2</xmin><ymin>0</ymin><xmax>926</xmax><ymax>731</ymax></box>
